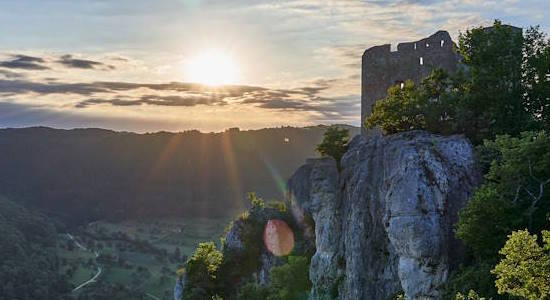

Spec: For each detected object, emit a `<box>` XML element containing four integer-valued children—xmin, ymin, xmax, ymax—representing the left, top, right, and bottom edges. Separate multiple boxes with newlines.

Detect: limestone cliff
<box><xmin>288</xmin><ymin>131</ymin><xmax>479</xmax><ymax>299</ymax></box>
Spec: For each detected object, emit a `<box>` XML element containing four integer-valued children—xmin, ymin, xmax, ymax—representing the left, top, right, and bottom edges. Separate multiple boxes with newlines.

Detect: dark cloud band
<box><xmin>58</xmin><ymin>54</ymin><xmax>114</xmax><ymax>70</ymax></box>
<box><xmin>0</xmin><ymin>55</ymin><xmax>49</xmax><ymax>70</ymax></box>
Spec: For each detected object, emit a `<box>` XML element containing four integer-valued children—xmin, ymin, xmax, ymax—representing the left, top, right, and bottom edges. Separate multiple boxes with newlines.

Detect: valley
<box><xmin>58</xmin><ymin>217</ymin><xmax>230</xmax><ymax>299</ymax></box>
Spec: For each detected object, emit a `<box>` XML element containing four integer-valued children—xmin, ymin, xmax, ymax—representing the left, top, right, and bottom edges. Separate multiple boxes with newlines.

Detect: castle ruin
<box><xmin>361</xmin><ymin>31</ymin><xmax>461</xmax><ymax>135</ymax></box>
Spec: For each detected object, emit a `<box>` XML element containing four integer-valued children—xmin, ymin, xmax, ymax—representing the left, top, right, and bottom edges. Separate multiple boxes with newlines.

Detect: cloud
<box><xmin>57</xmin><ymin>54</ymin><xmax>114</xmax><ymax>70</ymax></box>
<box><xmin>76</xmin><ymin>94</ymin><xmax>227</xmax><ymax>108</ymax></box>
<box><xmin>0</xmin><ymin>79</ymin><xmax>108</xmax><ymax>95</ymax></box>
<box><xmin>0</xmin><ymin>79</ymin><xmax>263</xmax><ymax>97</ymax></box>
<box><xmin>0</xmin><ymin>74</ymin><xmax>357</xmax><ymax>119</ymax></box>
<box><xmin>0</xmin><ymin>55</ymin><xmax>49</xmax><ymax>70</ymax></box>
<box><xmin>0</xmin><ymin>69</ymin><xmax>24</xmax><ymax>79</ymax></box>
<box><xmin>242</xmin><ymin>98</ymin><xmax>318</xmax><ymax>111</ymax></box>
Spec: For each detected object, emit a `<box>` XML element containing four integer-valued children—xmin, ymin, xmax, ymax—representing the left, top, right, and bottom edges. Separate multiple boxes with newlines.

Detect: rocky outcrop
<box><xmin>289</xmin><ymin>157</ymin><xmax>343</xmax><ymax>299</ymax></box>
<box><xmin>288</xmin><ymin>131</ymin><xmax>479</xmax><ymax>299</ymax></box>
<box><xmin>174</xmin><ymin>274</ymin><xmax>185</xmax><ymax>300</ymax></box>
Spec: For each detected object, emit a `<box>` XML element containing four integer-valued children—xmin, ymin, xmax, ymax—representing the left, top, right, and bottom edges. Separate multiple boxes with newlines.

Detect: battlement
<box><xmin>361</xmin><ymin>31</ymin><xmax>460</xmax><ymax>135</ymax></box>
<box><xmin>363</xmin><ymin>31</ymin><xmax>455</xmax><ymax>59</ymax></box>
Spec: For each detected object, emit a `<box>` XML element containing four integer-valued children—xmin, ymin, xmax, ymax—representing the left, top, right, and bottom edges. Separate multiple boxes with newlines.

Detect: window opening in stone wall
<box><xmin>426</xmin><ymin>43</ymin><xmax>430</xmax><ymax>48</ymax></box>
<box><xmin>420</xmin><ymin>57</ymin><xmax>424</xmax><ymax>65</ymax></box>
<box><xmin>414</xmin><ymin>43</ymin><xmax>417</xmax><ymax>50</ymax></box>
<box><xmin>395</xmin><ymin>80</ymin><xmax>404</xmax><ymax>89</ymax></box>
<box><xmin>441</xmin><ymin>40</ymin><xmax>445</xmax><ymax>47</ymax></box>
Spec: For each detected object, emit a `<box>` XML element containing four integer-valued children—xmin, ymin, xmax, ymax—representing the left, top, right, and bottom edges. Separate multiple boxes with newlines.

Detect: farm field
<box><xmin>57</xmin><ymin>216</ymin><xmax>231</xmax><ymax>299</ymax></box>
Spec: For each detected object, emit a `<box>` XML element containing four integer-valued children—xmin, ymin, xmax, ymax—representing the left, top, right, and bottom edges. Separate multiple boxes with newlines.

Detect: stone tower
<box><xmin>361</xmin><ymin>31</ymin><xmax>461</xmax><ymax>135</ymax></box>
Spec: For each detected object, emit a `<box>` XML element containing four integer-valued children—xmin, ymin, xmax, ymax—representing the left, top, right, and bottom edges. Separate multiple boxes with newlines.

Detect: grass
<box><xmin>57</xmin><ymin>216</ymin><xmax>230</xmax><ymax>299</ymax></box>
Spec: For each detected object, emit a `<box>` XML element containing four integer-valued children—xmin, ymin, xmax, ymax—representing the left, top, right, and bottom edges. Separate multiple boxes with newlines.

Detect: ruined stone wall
<box><xmin>361</xmin><ymin>31</ymin><xmax>460</xmax><ymax>135</ymax></box>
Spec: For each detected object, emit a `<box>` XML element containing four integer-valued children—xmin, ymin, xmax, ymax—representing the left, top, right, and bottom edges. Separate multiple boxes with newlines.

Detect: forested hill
<box><xmin>0</xmin><ymin>196</ymin><xmax>71</xmax><ymax>299</ymax></box>
<box><xmin>0</xmin><ymin>125</ymin><xmax>358</xmax><ymax>225</ymax></box>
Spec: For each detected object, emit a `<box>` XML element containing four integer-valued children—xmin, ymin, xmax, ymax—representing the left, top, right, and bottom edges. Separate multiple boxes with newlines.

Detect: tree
<box><xmin>182</xmin><ymin>242</ymin><xmax>223</xmax><ymax>300</ymax></box>
<box><xmin>455</xmin><ymin>290</ymin><xmax>486</xmax><ymax>300</ymax></box>
<box><xmin>523</xmin><ymin>26</ymin><xmax>550</xmax><ymax>131</ymax></box>
<box><xmin>365</xmin><ymin>80</ymin><xmax>424</xmax><ymax>135</ymax></box>
<box><xmin>237</xmin><ymin>256</ymin><xmax>312</xmax><ymax>300</ymax></box>
<box><xmin>316</xmin><ymin>126</ymin><xmax>350</xmax><ymax>165</ymax></box>
<box><xmin>366</xmin><ymin>20</ymin><xmax>543</xmax><ymax>144</ymax></box>
<box><xmin>458</xmin><ymin>20</ymin><xmax>528</xmax><ymax>142</ymax></box>
<box><xmin>450</xmin><ymin>131</ymin><xmax>550</xmax><ymax>298</ymax></box>
<box><xmin>268</xmin><ymin>256</ymin><xmax>311</xmax><ymax>300</ymax></box>
<box><xmin>492</xmin><ymin>229</ymin><xmax>550</xmax><ymax>299</ymax></box>
<box><xmin>457</xmin><ymin>132</ymin><xmax>550</xmax><ymax>257</ymax></box>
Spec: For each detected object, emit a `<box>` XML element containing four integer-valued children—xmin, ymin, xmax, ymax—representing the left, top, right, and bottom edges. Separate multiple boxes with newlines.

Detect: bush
<box><xmin>237</xmin><ymin>256</ymin><xmax>312</xmax><ymax>300</ymax></box>
<box><xmin>316</xmin><ymin>126</ymin><xmax>350</xmax><ymax>165</ymax></box>
<box><xmin>181</xmin><ymin>242</ymin><xmax>222</xmax><ymax>300</ymax></box>
<box><xmin>493</xmin><ymin>229</ymin><xmax>550</xmax><ymax>299</ymax></box>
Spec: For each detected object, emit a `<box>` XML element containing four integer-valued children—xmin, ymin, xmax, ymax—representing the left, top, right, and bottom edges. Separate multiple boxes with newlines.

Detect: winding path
<box><xmin>66</xmin><ymin>233</ymin><xmax>87</xmax><ymax>251</ymax></box>
<box><xmin>66</xmin><ymin>229</ymin><xmax>166</xmax><ymax>299</ymax></box>
<box><xmin>67</xmin><ymin>233</ymin><xmax>102</xmax><ymax>292</ymax></box>
<box><xmin>72</xmin><ymin>266</ymin><xmax>102</xmax><ymax>292</ymax></box>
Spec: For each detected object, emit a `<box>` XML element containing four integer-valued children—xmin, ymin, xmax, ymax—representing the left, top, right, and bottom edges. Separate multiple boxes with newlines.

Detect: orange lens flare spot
<box><xmin>263</xmin><ymin>219</ymin><xmax>295</xmax><ymax>256</ymax></box>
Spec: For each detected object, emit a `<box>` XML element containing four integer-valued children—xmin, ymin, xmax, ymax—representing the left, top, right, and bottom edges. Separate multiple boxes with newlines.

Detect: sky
<box><xmin>0</xmin><ymin>0</ymin><xmax>548</xmax><ymax>133</ymax></box>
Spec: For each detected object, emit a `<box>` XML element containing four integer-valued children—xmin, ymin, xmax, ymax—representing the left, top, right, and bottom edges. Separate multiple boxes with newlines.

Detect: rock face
<box><xmin>174</xmin><ymin>274</ymin><xmax>185</xmax><ymax>300</ymax></box>
<box><xmin>288</xmin><ymin>131</ymin><xmax>479</xmax><ymax>299</ymax></box>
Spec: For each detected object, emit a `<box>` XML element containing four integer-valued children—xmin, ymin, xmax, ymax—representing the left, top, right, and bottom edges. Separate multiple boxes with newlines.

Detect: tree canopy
<box><xmin>366</xmin><ymin>20</ymin><xmax>550</xmax><ymax>144</ymax></box>
<box><xmin>316</xmin><ymin>126</ymin><xmax>350</xmax><ymax>165</ymax></box>
<box><xmin>493</xmin><ymin>229</ymin><xmax>550</xmax><ymax>299</ymax></box>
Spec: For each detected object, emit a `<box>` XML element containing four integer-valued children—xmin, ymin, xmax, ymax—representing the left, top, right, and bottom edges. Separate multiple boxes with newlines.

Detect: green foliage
<box><xmin>182</xmin><ymin>242</ymin><xmax>223</xmax><ymax>300</ymax></box>
<box><xmin>76</xmin><ymin>281</ymin><xmax>143</xmax><ymax>300</ymax></box>
<box><xmin>266</xmin><ymin>200</ymin><xmax>287</xmax><ymax>212</ymax></box>
<box><xmin>366</xmin><ymin>80</ymin><xmax>424</xmax><ymax>134</ymax></box>
<box><xmin>456</xmin><ymin>185</ymin><xmax>521</xmax><ymax>261</ymax></box>
<box><xmin>216</xmin><ymin>199</ymin><xmax>267</xmax><ymax>297</ymax></box>
<box><xmin>215</xmin><ymin>192</ymin><xmax>312</xmax><ymax>298</ymax></box>
<box><xmin>316</xmin><ymin>126</ymin><xmax>350</xmax><ymax>165</ymax></box>
<box><xmin>493</xmin><ymin>229</ymin><xmax>550</xmax><ymax>299</ymax></box>
<box><xmin>523</xmin><ymin>26</ymin><xmax>550</xmax><ymax>131</ymax></box>
<box><xmin>455</xmin><ymin>290</ymin><xmax>486</xmax><ymax>300</ymax></box>
<box><xmin>237</xmin><ymin>256</ymin><xmax>312</xmax><ymax>300</ymax></box>
<box><xmin>269</xmin><ymin>256</ymin><xmax>312</xmax><ymax>300</ymax></box>
<box><xmin>443</xmin><ymin>263</ymin><xmax>500</xmax><ymax>299</ymax></box>
<box><xmin>458</xmin><ymin>20</ymin><xmax>528</xmax><ymax>141</ymax></box>
<box><xmin>249</xmin><ymin>192</ymin><xmax>265</xmax><ymax>209</ymax></box>
<box><xmin>457</xmin><ymin>132</ymin><xmax>550</xmax><ymax>260</ymax></box>
<box><xmin>450</xmin><ymin>131</ymin><xmax>550</xmax><ymax>297</ymax></box>
<box><xmin>239</xmin><ymin>282</ymin><xmax>271</xmax><ymax>300</ymax></box>
<box><xmin>366</xmin><ymin>20</ymin><xmax>550</xmax><ymax>144</ymax></box>
<box><xmin>0</xmin><ymin>196</ymin><xmax>71</xmax><ymax>300</ymax></box>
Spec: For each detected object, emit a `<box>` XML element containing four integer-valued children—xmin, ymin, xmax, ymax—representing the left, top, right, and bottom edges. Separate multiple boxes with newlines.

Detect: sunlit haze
<box><xmin>0</xmin><ymin>0</ymin><xmax>549</xmax><ymax>132</ymax></box>
<box><xmin>185</xmin><ymin>50</ymin><xmax>240</xmax><ymax>86</ymax></box>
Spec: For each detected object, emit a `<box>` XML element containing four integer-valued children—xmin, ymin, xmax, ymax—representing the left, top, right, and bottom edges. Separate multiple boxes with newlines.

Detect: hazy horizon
<box><xmin>0</xmin><ymin>122</ymin><xmax>360</xmax><ymax>134</ymax></box>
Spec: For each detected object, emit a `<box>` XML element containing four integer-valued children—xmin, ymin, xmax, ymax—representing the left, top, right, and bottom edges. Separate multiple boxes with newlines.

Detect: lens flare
<box><xmin>263</xmin><ymin>219</ymin><xmax>295</xmax><ymax>256</ymax></box>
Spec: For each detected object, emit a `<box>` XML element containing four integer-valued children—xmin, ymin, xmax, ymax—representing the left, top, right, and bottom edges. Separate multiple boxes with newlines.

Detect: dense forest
<box><xmin>0</xmin><ymin>125</ymin><xmax>357</xmax><ymax>225</ymax></box>
<box><xmin>0</xmin><ymin>197</ymin><xmax>71</xmax><ymax>299</ymax></box>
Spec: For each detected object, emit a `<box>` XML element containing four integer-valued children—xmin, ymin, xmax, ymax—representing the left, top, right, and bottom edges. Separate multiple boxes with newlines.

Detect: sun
<box><xmin>185</xmin><ymin>50</ymin><xmax>240</xmax><ymax>86</ymax></box>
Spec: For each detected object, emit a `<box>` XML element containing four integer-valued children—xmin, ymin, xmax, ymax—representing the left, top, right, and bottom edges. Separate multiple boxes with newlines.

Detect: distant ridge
<box><xmin>0</xmin><ymin>125</ymin><xmax>359</xmax><ymax>225</ymax></box>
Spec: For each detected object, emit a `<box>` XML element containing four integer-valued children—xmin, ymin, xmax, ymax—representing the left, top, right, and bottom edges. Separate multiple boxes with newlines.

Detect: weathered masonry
<box><xmin>361</xmin><ymin>31</ymin><xmax>461</xmax><ymax>135</ymax></box>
